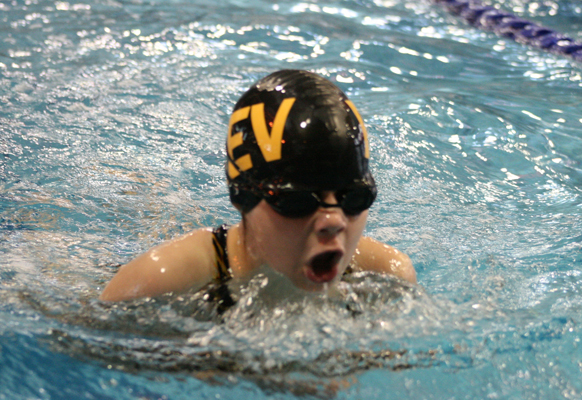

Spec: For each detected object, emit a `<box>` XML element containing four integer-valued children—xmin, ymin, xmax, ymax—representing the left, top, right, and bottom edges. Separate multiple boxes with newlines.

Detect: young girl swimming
<box><xmin>100</xmin><ymin>69</ymin><xmax>416</xmax><ymax>302</ymax></box>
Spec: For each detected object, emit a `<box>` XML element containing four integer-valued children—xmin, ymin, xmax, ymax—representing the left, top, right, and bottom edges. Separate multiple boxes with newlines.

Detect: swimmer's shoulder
<box><xmin>99</xmin><ymin>227</ymin><xmax>219</xmax><ymax>302</ymax></box>
<box><xmin>353</xmin><ymin>236</ymin><xmax>416</xmax><ymax>284</ymax></box>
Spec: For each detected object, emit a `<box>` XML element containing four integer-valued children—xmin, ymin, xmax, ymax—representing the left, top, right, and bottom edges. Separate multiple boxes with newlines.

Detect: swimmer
<box><xmin>100</xmin><ymin>69</ymin><xmax>416</xmax><ymax>302</ymax></box>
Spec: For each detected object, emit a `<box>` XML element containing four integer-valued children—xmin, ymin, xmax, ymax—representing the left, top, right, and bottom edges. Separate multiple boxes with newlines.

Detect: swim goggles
<box><xmin>257</xmin><ymin>183</ymin><xmax>377</xmax><ymax>218</ymax></box>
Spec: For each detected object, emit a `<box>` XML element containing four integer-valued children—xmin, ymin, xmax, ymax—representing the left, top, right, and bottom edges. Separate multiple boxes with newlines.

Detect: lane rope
<box><xmin>434</xmin><ymin>0</ymin><xmax>582</xmax><ymax>61</ymax></box>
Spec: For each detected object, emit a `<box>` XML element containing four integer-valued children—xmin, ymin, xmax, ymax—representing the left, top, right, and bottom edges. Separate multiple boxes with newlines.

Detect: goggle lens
<box><xmin>263</xmin><ymin>186</ymin><xmax>376</xmax><ymax>218</ymax></box>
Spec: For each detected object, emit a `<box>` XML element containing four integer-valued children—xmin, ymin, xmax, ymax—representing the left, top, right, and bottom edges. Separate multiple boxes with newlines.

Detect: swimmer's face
<box><xmin>244</xmin><ymin>191</ymin><xmax>368</xmax><ymax>292</ymax></box>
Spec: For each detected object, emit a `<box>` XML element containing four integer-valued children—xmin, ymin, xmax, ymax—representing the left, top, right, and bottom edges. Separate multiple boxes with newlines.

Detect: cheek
<box><xmin>265</xmin><ymin>217</ymin><xmax>309</xmax><ymax>258</ymax></box>
<box><xmin>245</xmin><ymin>202</ymin><xmax>309</xmax><ymax>260</ymax></box>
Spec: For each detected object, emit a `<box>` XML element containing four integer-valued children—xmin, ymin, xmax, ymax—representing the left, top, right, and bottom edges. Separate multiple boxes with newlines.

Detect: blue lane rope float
<box><xmin>433</xmin><ymin>0</ymin><xmax>582</xmax><ymax>61</ymax></box>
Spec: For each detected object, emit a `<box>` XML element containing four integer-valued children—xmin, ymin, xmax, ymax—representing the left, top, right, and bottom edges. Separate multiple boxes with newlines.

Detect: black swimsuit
<box><xmin>211</xmin><ymin>224</ymin><xmax>234</xmax><ymax>283</ymax></box>
<box><xmin>205</xmin><ymin>224</ymin><xmax>236</xmax><ymax>314</ymax></box>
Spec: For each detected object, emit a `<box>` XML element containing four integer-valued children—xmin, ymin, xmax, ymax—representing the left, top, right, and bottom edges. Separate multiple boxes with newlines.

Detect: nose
<box><xmin>314</xmin><ymin>192</ymin><xmax>346</xmax><ymax>238</ymax></box>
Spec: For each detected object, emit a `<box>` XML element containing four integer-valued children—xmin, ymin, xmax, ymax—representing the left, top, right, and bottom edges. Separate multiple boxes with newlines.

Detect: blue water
<box><xmin>2</xmin><ymin>0</ymin><xmax>582</xmax><ymax>398</ymax></box>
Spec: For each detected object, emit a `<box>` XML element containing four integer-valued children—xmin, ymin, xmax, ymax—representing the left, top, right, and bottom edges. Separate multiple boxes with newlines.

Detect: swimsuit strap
<box><xmin>209</xmin><ymin>224</ymin><xmax>236</xmax><ymax>315</ymax></box>
<box><xmin>212</xmin><ymin>224</ymin><xmax>233</xmax><ymax>282</ymax></box>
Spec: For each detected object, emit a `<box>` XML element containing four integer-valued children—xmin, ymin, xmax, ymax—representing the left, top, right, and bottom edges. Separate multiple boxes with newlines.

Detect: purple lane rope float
<box><xmin>434</xmin><ymin>0</ymin><xmax>582</xmax><ymax>61</ymax></box>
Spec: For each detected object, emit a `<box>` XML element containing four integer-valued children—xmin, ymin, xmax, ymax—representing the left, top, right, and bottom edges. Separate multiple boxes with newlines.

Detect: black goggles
<box><xmin>256</xmin><ymin>184</ymin><xmax>377</xmax><ymax>218</ymax></box>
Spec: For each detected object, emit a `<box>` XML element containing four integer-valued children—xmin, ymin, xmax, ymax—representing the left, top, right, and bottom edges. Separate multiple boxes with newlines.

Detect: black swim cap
<box><xmin>226</xmin><ymin>69</ymin><xmax>375</xmax><ymax>212</ymax></box>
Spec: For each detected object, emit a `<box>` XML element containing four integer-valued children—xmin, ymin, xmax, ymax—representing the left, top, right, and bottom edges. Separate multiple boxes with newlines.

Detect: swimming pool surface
<box><xmin>1</xmin><ymin>0</ymin><xmax>582</xmax><ymax>398</ymax></box>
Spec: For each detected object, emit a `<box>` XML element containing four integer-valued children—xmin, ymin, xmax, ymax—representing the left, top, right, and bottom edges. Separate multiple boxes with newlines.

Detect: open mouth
<box><xmin>306</xmin><ymin>250</ymin><xmax>343</xmax><ymax>283</ymax></box>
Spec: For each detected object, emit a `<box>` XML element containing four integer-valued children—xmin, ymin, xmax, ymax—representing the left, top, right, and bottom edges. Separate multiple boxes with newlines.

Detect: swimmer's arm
<box><xmin>352</xmin><ymin>236</ymin><xmax>417</xmax><ymax>284</ymax></box>
<box><xmin>99</xmin><ymin>228</ymin><xmax>217</xmax><ymax>302</ymax></box>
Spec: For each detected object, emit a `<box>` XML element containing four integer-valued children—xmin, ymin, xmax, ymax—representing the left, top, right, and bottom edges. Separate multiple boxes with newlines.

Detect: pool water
<box><xmin>1</xmin><ymin>0</ymin><xmax>582</xmax><ymax>398</ymax></box>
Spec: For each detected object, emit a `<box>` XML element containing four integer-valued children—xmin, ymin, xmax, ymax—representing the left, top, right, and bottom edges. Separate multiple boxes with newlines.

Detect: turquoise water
<box><xmin>1</xmin><ymin>0</ymin><xmax>582</xmax><ymax>398</ymax></box>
